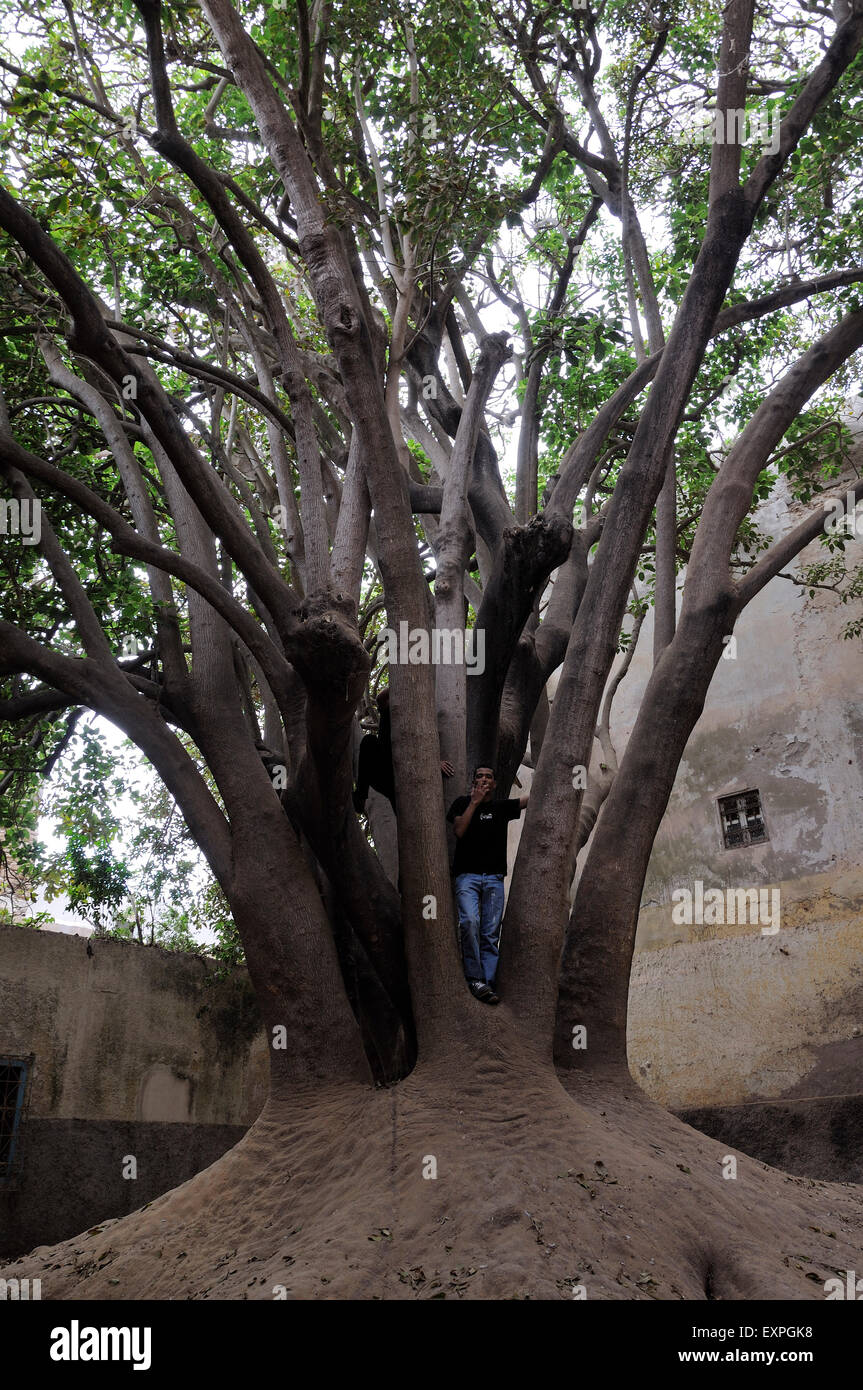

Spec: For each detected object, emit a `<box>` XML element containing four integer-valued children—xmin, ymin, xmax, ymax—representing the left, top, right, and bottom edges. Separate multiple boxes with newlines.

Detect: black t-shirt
<box><xmin>446</xmin><ymin>796</ymin><xmax>521</xmax><ymax>876</ymax></box>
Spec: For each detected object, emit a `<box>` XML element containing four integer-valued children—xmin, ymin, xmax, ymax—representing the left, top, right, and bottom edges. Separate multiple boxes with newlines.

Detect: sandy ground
<box><xmin>6</xmin><ymin>1058</ymin><xmax>862</xmax><ymax>1300</ymax></box>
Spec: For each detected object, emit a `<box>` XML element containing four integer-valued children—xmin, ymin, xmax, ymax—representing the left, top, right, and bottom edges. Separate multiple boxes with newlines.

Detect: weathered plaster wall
<box><xmin>0</xmin><ymin>925</ymin><xmax>268</xmax><ymax>1258</ymax></box>
<box><xmin>627</xmin><ymin>921</ymin><xmax>863</xmax><ymax>1108</ymax></box>
<box><xmin>0</xmin><ymin>924</ymin><xmax>267</xmax><ymax>1124</ymax></box>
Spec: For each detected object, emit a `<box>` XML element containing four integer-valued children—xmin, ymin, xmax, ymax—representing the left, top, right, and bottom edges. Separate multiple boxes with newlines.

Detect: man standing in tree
<box><xmin>447</xmin><ymin>767</ymin><xmax>529</xmax><ymax>1004</ymax></box>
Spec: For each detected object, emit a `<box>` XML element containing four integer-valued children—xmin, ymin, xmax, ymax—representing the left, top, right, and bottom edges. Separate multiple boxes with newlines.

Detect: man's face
<box><xmin>473</xmin><ymin>768</ymin><xmax>495</xmax><ymax>800</ymax></box>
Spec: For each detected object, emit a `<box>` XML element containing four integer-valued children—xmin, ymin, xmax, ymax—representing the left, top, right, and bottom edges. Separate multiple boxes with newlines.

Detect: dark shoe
<box><xmin>468</xmin><ymin>980</ymin><xmax>493</xmax><ymax>1002</ymax></box>
<box><xmin>485</xmin><ymin>989</ymin><xmax>500</xmax><ymax>1005</ymax></box>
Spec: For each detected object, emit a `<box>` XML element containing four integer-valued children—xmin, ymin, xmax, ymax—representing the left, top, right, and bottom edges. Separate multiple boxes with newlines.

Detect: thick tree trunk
<box><xmin>199</xmin><ymin>0</ymin><xmax>494</xmax><ymax>1058</ymax></box>
<box><xmin>467</xmin><ymin>513</ymin><xmax>572</xmax><ymax>774</ymax></box>
<box><xmin>653</xmin><ymin>448</ymin><xmax>678</xmax><ymax>658</ymax></box>
<box><xmin>227</xmin><ymin>801</ymin><xmax>373</xmax><ymax>1094</ymax></box>
<box><xmin>434</xmin><ymin>333</ymin><xmax>510</xmax><ymax>790</ymax></box>
<box><xmin>554</xmin><ymin>592</ymin><xmax>737</xmax><ymax>1073</ymax></box>
<box><xmin>366</xmin><ymin>789</ymin><xmax>399</xmax><ymax>886</ymax></box>
<box><xmin>495</xmin><ymin>539</ymin><xmax>589</xmax><ymax>794</ymax></box>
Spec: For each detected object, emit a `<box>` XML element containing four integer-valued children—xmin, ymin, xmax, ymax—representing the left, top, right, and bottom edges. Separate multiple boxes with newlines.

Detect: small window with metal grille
<box><xmin>718</xmin><ymin>790</ymin><xmax>768</xmax><ymax>850</ymax></box>
<box><xmin>0</xmin><ymin>1055</ymin><xmax>33</xmax><ymax>1188</ymax></box>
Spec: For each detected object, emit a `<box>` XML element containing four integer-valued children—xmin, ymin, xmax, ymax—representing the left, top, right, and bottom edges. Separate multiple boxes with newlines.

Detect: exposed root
<box><xmin>5</xmin><ymin>1062</ymin><xmax>862</xmax><ymax>1300</ymax></box>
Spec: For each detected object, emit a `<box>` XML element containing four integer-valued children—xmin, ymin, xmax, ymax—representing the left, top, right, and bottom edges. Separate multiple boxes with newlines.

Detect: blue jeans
<box><xmin>454</xmin><ymin>873</ymin><xmax>505</xmax><ymax>985</ymax></box>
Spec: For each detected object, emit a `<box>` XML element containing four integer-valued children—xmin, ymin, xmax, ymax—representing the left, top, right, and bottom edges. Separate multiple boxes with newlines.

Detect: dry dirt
<box><xmin>6</xmin><ymin>1055</ymin><xmax>862</xmax><ymax>1300</ymax></box>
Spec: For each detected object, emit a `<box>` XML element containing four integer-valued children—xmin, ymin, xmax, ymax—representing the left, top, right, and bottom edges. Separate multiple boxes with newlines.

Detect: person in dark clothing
<box><xmin>353</xmin><ymin>689</ymin><xmax>396</xmax><ymax>811</ymax></box>
<box><xmin>353</xmin><ymin>688</ymin><xmax>453</xmax><ymax>813</ymax></box>
<box><xmin>446</xmin><ymin>766</ymin><xmax>528</xmax><ymax>1004</ymax></box>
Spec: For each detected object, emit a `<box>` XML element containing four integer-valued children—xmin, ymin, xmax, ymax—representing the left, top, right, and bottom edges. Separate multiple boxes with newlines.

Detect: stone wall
<box><xmin>0</xmin><ymin>925</ymin><xmax>268</xmax><ymax>1258</ymax></box>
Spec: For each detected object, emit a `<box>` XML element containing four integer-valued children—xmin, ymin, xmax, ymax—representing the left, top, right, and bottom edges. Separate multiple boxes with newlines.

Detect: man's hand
<box><xmin>519</xmin><ymin>795</ymin><xmax>529</xmax><ymax>810</ymax></box>
<box><xmin>454</xmin><ymin>767</ymin><xmax>495</xmax><ymax>835</ymax></box>
<box><xmin>440</xmin><ymin>759</ymin><xmax>454</xmax><ymax>778</ymax></box>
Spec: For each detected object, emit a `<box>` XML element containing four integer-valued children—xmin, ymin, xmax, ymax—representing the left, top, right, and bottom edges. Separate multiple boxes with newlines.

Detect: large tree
<box><xmin>3</xmin><ymin>0</ymin><xmax>863</xmax><ymax>1299</ymax></box>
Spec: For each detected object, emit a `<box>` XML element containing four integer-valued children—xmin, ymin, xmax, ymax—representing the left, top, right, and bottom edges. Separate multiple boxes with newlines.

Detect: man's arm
<box><xmin>453</xmin><ymin>792</ymin><xmax>483</xmax><ymax>837</ymax></box>
<box><xmin>519</xmin><ymin>795</ymin><xmax>529</xmax><ymax>811</ymax></box>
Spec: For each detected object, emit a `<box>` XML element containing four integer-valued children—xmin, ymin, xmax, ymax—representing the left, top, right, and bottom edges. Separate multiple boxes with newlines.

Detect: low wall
<box><xmin>1</xmin><ymin>1119</ymin><xmax>246</xmax><ymax>1259</ymax></box>
<box><xmin>677</xmin><ymin>1097</ymin><xmax>863</xmax><ymax>1184</ymax></box>
<box><xmin>0</xmin><ymin>925</ymin><xmax>268</xmax><ymax>1259</ymax></box>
